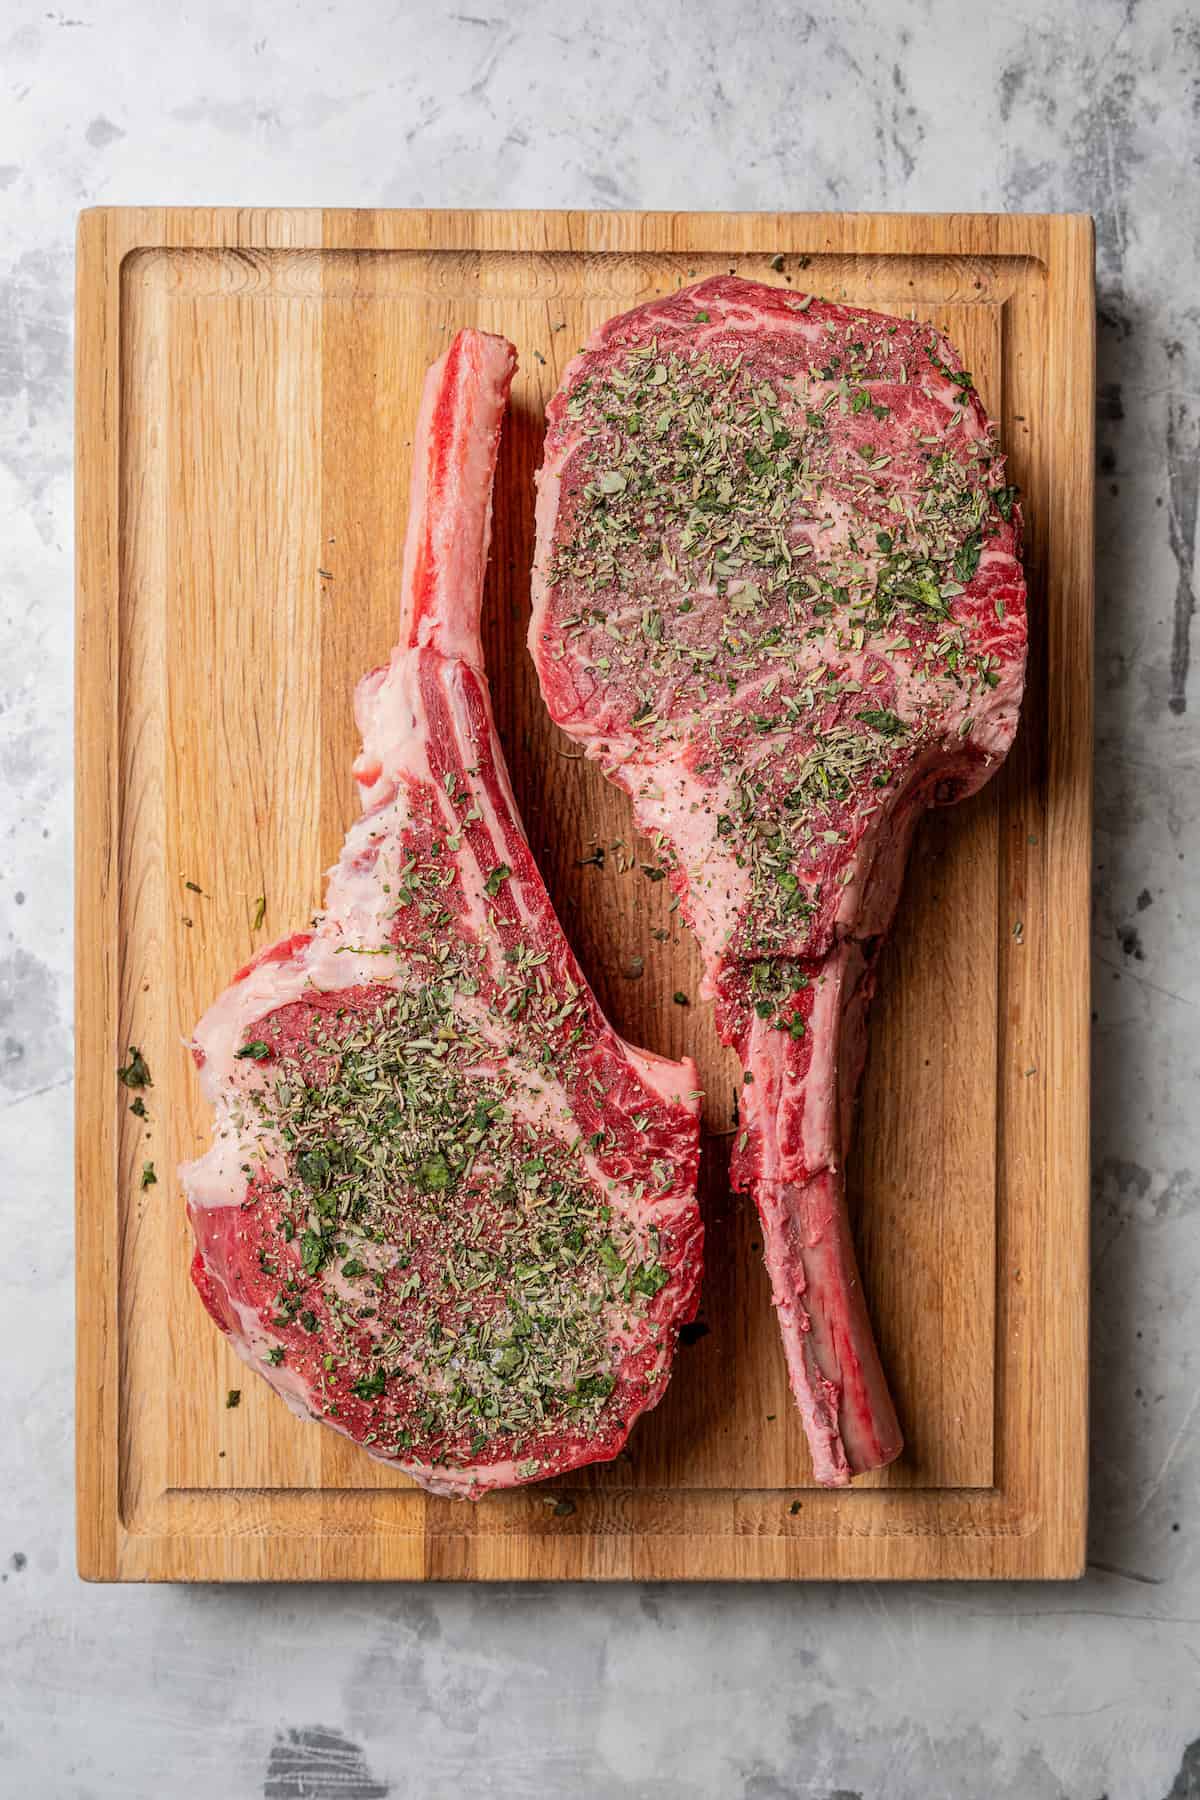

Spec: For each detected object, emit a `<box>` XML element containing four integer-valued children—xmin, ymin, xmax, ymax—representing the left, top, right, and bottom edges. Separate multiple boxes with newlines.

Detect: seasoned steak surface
<box><xmin>532</xmin><ymin>275</ymin><xmax>1026</xmax><ymax>1483</ymax></box>
<box><xmin>183</xmin><ymin>331</ymin><xmax>703</xmax><ymax>1499</ymax></box>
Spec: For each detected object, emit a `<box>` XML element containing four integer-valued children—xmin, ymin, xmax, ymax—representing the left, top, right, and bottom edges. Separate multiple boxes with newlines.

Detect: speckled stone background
<box><xmin>2</xmin><ymin>1</ymin><xmax>1198</xmax><ymax>1795</ymax></box>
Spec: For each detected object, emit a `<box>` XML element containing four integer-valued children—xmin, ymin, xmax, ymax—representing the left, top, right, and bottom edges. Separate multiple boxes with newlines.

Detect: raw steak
<box><xmin>531</xmin><ymin>276</ymin><xmax>1026</xmax><ymax>1485</ymax></box>
<box><xmin>182</xmin><ymin>329</ymin><xmax>703</xmax><ymax>1499</ymax></box>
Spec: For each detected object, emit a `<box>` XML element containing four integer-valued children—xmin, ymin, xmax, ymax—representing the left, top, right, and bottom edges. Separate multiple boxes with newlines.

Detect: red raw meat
<box><xmin>531</xmin><ymin>276</ymin><xmax>1026</xmax><ymax>1484</ymax></box>
<box><xmin>183</xmin><ymin>330</ymin><xmax>703</xmax><ymax>1498</ymax></box>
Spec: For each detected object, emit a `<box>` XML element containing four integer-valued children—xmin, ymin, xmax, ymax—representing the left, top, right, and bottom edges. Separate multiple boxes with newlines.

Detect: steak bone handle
<box><xmin>752</xmin><ymin>1165</ymin><xmax>902</xmax><ymax>1485</ymax></box>
<box><xmin>731</xmin><ymin>949</ymin><xmax>903</xmax><ymax>1486</ymax></box>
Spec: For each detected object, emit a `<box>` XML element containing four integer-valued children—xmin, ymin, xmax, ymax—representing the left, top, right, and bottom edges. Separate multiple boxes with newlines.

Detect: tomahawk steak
<box><xmin>183</xmin><ymin>330</ymin><xmax>704</xmax><ymax>1498</ymax></box>
<box><xmin>531</xmin><ymin>276</ymin><xmax>1026</xmax><ymax>1484</ymax></box>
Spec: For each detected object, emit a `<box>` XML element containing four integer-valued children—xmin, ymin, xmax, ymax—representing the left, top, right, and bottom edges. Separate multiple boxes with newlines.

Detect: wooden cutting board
<box><xmin>75</xmin><ymin>209</ymin><xmax>1093</xmax><ymax>1581</ymax></box>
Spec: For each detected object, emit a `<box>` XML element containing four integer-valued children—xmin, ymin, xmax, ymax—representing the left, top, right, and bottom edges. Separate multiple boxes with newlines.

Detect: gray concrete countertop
<box><xmin>2</xmin><ymin>1</ymin><xmax>1197</xmax><ymax>1794</ymax></box>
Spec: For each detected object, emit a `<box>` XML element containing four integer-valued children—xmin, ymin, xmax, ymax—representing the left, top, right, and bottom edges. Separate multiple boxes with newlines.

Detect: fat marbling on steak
<box><xmin>182</xmin><ymin>330</ymin><xmax>703</xmax><ymax>1499</ymax></box>
<box><xmin>531</xmin><ymin>276</ymin><xmax>1026</xmax><ymax>1485</ymax></box>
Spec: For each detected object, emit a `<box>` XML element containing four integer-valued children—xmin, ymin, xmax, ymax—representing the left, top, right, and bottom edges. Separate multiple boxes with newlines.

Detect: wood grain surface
<box><xmin>76</xmin><ymin>209</ymin><xmax>1094</xmax><ymax>1580</ymax></box>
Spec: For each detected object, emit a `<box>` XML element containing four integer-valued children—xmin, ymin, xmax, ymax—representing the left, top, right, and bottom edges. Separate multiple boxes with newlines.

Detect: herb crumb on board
<box><xmin>117</xmin><ymin>1046</ymin><xmax>151</xmax><ymax>1090</ymax></box>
